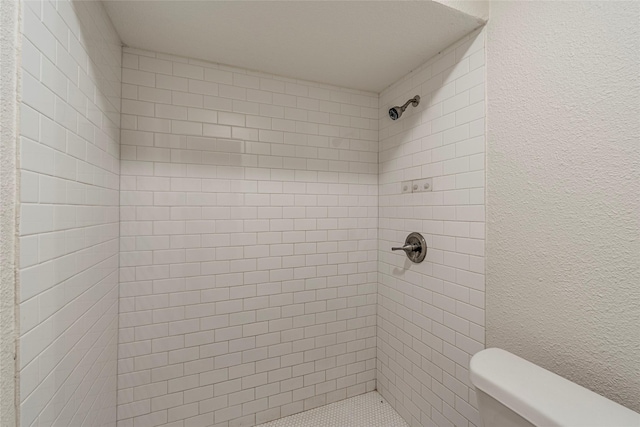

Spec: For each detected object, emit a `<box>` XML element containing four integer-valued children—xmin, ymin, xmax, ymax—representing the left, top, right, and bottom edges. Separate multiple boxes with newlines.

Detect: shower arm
<box><xmin>399</xmin><ymin>97</ymin><xmax>419</xmax><ymax>112</ymax></box>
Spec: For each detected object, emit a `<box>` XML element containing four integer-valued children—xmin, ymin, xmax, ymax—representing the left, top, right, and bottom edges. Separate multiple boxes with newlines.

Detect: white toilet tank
<box><xmin>470</xmin><ymin>348</ymin><xmax>640</xmax><ymax>427</ymax></box>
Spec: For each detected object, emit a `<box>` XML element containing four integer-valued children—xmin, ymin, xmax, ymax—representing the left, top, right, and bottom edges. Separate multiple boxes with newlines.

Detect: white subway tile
<box><xmin>377</xmin><ymin>29</ymin><xmax>484</xmax><ymax>427</ymax></box>
<box><xmin>111</xmin><ymin>28</ymin><xmax>485</xmax><ymax>427</ymax></box>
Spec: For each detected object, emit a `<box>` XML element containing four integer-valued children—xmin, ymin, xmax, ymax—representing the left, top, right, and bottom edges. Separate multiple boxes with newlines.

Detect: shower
<box><xmin>388</xmin><ymin>95</ymin><xmax>420</xmax><ymax>120</ymax></box>
<box><xmin>10</xmin><ymin>1</ymin><xmax>495</xmax><ymax>426</ymax></box>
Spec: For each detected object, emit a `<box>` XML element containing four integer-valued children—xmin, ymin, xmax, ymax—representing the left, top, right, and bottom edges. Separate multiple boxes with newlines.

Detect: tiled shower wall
<box><xmin>377</xmin><ymin>29</ymin><xmax>486</xmax><ymax>427</ymax></box>
<box><xmin>18</xmin><ymin>0</ymin><xmax>121</xmax><ymax>425</ymax></box>
<box><xmin>117</xmin><ymin>48</ymin><xmax>378</xmax><ymax>426</ymax></box>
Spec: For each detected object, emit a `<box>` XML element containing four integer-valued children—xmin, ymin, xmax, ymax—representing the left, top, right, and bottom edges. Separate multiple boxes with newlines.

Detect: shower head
<box><xmin>389</xmin><ymin>95</ymin><xmax>420</xmax><ymax>120</ymax></box>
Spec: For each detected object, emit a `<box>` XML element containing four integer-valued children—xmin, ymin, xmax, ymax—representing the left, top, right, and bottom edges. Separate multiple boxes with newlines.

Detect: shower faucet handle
<box><xmin>391</xmin><ymin>232</ymin><xmax>427</xmax><ymax>263</ymax></box>
<box><xmin>392</xmin><ymin>244</ymin><xmax>418</xmax><ymax>252</ymax></box>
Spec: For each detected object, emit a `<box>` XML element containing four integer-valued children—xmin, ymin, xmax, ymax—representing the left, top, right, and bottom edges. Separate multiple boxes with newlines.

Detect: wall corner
<box><xmin>0</xmin><ymin>0</ymin><xmax>21</xmax><ymax>424</ymax></box>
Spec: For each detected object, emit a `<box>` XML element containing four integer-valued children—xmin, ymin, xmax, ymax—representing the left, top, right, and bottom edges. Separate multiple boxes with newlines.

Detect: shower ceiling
<box><xmin>103</xmin><ymin>1</ymin><xmax>485</xmax><ymax>93</ymax></box>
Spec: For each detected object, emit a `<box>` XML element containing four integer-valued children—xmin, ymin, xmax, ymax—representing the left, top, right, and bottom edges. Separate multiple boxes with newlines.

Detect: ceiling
<box><xmin>103</xmin><ymin>1</ymin><xmax>484</xmax><ymax>93</ymax></box>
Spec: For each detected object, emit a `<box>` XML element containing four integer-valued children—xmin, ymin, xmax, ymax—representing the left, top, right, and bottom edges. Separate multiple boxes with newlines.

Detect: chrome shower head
<box><xmin>388</xmin><ymin>106</ymin><xmax>402</xmax><ymax>120</ymax></box>
<box><xmin>389</xmin><ymin>95</ymin><xmax>420</xmax><ymax>120</ymax></box>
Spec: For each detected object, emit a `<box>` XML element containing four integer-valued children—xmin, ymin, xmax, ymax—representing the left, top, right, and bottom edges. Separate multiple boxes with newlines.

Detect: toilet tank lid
<box><xmin>469</xmin><ymin>348</ymin><xmax>640</xmax><ymax>427</ymax></box>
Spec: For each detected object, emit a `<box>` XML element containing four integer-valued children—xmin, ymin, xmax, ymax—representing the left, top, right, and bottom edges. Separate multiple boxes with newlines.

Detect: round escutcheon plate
<box><xmin>404</xmin><ymin>232</ymin><xmax>427</xmax><ymax>263</ymax></box>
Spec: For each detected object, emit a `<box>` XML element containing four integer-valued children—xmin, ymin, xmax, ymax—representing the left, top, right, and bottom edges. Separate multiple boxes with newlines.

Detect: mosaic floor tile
<box><xmin>257</xmin><ymin>391</ymin><xmax>409</xmax><ymax>427</ymax></box>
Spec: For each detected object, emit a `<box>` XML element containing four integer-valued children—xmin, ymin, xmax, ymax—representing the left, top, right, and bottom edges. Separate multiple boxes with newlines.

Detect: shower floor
<box><xmin>256</xmin><ymin>391</ymin><xmax>409</xmax><ymax>427</ymax></box>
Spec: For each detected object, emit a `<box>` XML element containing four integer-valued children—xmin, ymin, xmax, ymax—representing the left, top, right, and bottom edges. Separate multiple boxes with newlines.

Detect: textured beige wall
<box><xmin>0</xmin><ymin>0</ymin><xmax>19</xmax><ymax>424</ymax></box>
<box><xmin>486</xmin><ymin>2</ymin><xmax>640</xmax><ymax>412</ymax></box>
